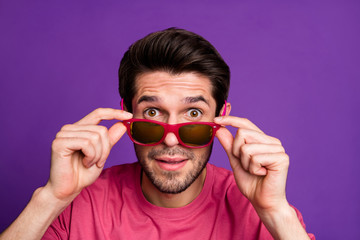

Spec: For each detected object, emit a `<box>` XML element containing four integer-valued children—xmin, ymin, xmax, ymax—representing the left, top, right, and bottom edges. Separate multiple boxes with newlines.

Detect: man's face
<box><xmin>131</xmin><ymin>71</ymin><xmax>217</xmax><ymax>194</ymax></box>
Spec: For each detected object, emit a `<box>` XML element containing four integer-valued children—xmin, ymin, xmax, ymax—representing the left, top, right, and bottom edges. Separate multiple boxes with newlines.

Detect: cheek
<box><xmin>134</xmin><ymin>145</ymin><xmax>150</xmax><ymax>161</ymax></box>
<box><xmin>191</xmin><ymin>146</ymin><xmax>212</xmax><ymax>160</ymax></box>
<box><xmin>199</xmin><ymin>144</ymin><xmax>213</xmax><ymax>160</ymax></box>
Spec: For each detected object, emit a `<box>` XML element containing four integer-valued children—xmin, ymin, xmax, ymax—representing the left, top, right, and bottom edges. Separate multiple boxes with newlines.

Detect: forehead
<box><xmin>133</xmin><ymin>71</ymin><xmax>213</xmax><ymax>102</ymax></box>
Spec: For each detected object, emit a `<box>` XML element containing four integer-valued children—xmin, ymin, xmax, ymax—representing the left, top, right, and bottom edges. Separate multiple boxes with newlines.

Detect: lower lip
<box><xmin>156</xmin><ymin>160</ymin><xmax>188</xmax><ymax>171</ymax></box>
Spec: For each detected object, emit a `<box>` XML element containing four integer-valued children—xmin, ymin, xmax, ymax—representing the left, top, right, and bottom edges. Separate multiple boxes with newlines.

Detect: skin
<box><xmin>131</xmin><ymin>71</ymin><xmax>217</xmax><ymax>207</ymax></box>
<box><xmin>0</xmin><ymin>71</ymin><xmax>310</xmax><ymax>240</ymax></box>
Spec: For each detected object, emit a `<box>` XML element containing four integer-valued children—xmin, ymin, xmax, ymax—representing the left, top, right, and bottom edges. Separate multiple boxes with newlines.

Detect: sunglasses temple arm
<box><xmin>121</xmin><ymin>99</ymin><xmax>124</xmax><ymax>111</ymax></box>
<box><xmin>221</xmin><ymin>100</ymin><xmax>227</xmax><ymax>116</ymax></box>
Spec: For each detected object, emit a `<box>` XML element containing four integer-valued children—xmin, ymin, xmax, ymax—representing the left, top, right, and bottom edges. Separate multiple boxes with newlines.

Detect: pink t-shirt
<box><xmin>43</xmin><ymin>163</ymin><xmax>315</xmax><ymax>239</ymax></box>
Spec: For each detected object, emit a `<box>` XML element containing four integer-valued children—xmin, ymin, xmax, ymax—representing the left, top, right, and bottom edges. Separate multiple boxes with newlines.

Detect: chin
<box><xmin>134</xmin><ymin>143</ymin><xmax>213</xmax><ymax>194</ymax></box>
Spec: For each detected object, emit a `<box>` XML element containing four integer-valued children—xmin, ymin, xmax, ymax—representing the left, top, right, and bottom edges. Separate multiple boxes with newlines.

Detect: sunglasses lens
<box><xmin>179</xmin><ymin>124</ymin><xmax>213</xmax><ymax>146</ymax></box>
<box><xmin>130</xmin><ymin>121</ymin><xmax>164</xmax><ymax>144</ymax></box>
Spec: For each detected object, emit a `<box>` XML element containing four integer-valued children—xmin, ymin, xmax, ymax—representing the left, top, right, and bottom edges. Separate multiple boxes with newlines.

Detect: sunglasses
<box><xmin>123</xmin><ymin>119</ymin><xmax>220</xmax><ymax>148</ymax></box>
<box><xmin>121</xmin><ymin>99</ymin><xmax>226</xmax><ymax>149</ymax></box>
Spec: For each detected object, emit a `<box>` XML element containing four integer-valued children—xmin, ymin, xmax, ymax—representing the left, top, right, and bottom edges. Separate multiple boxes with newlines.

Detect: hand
<box><xmin>214</xmin><ymin>116</ymin><xmax>289</xmax><ymax>213</ymax></box>
<box><xmin>45</xmin><ymin>108</ymin><xmax>133</xmax><ymax>202</ymax></box>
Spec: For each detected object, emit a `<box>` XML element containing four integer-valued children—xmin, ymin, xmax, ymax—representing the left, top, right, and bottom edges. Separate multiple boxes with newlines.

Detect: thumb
<box><xmin>108</xmin><ymin>122</ymin><xmax>128</xmax><ymax>147</ymax></box>
<box><xmin>216</xmin><ymin>127</ymin><xmax>244</xmax><ymax>173</ymax></box>
<box><xmin>215</xmin><ymin>127</ymin><xmax>234</xmax><ymax>158</ymax></box>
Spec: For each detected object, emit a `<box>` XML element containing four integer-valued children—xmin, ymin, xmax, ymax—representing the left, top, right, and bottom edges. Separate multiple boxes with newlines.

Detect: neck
<box><xmin>141</xmin><ymin>168</ymin><xmax>207</xmax><ymax>208</ymax></box>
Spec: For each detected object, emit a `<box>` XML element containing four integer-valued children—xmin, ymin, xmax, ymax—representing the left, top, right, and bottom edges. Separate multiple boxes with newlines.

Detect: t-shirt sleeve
<box><xmin>41</xmin><ymin>203</ymin><xmax>72</xmax><ymax>240</ymax></box>
<box><xmin>292</xmin><ymin>206</ymin><xmax>316</xmax><ymax>240</ymax></box>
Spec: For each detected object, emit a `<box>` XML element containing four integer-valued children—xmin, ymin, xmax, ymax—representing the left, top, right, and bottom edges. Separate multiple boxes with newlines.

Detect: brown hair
<box><xmin>118</xmin><ymin>27</ymin><xmax>230</xmax><ymax>115</ymax></box>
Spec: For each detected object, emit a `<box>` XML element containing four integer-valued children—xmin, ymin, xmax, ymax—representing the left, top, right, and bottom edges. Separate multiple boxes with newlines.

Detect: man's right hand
<box><xmin>44</xmin><ymin>108</ymin><xmax>133</xmax><ymax>202</ymax></box>
<box><xmin>0</xmin><ymin>108</ymin><xmax>133</xmax><ymax>240</ymax></box>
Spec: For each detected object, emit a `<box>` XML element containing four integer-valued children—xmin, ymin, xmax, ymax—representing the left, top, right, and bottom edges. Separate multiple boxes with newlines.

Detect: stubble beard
<box><xmin>135</xmin><ymin>144</ymin><xmax>213</xmax><ymax>194</ymax></box>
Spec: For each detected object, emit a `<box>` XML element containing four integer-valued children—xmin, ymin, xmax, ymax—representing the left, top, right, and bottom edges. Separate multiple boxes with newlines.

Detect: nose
<box><xmin>162</xmin><ymin>131</ymin><xmax>180</xmax><ymax>147</ymax></box>
<box><xmin>162</xmin><ymin>116</ymin><xmax>180</xmax><ymax>147</ymax></box>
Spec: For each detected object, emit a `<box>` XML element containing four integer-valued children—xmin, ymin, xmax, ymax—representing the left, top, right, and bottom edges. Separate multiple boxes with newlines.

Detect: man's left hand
<box><xmin>214</xmin><ymin>116</ymin><xmax>290</xmax><ymax>214</ymax></box>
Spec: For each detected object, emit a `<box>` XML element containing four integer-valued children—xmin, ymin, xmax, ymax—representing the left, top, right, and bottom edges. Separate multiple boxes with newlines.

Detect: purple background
<box><xmin>1</xmin><ymin>0</ymin><xmax>359</xmax><ymax>238</ymax></box>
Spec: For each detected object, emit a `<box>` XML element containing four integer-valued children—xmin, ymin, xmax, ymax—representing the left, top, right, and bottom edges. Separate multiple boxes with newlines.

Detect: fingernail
<box><xmin>123</xmin><ymin>112</ymin><xmax>133</xmax><ymax>118</ymax></box>
<box><xmin>214</xmin><ymin>116</ymin><xmax>223</xmax><ymax>121</ymax></box>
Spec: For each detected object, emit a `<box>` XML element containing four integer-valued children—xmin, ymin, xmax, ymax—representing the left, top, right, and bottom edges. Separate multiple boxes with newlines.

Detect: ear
<box><xmin>218</xmin><ymin>101</ymin><xmax>231</xmax><ymax>116</ymax></box>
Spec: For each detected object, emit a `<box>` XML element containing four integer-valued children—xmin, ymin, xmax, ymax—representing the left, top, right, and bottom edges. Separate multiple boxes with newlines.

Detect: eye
<box><xmin>144</xmin><ymin>108</ymin><xmax>159</xmax><ymax>118</ymax></box>
<box><xmin>187</xmin><ymin>109</ymin><xmax>202</xmax><ymax>118</ymax></box>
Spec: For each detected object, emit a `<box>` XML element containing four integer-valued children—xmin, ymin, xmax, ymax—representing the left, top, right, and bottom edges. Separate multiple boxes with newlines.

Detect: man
<box><xmin>0</xmin><ymin>28</ymin><xmax>315</xmax><ymax>239</ymax></box>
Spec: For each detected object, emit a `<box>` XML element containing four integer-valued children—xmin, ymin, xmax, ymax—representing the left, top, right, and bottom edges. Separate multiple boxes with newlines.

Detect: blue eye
<box><xmin>187</xmin><ymin>109</ymin><xmax>202</xmax><ymax>118</ymax></box>
<box><xmin>144</xmin><ymin>108</ymin><xmax>159</xmax><ymax>117</ymax></box>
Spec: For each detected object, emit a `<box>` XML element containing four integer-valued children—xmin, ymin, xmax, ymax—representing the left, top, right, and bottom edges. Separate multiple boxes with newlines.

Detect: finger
<box><xmin>215</xmin><ymin>127</ymin><xmax>234</xmax><ymax>157</ymax></box>
<box><xmin>108</xmin><ymin>121</ymin><xmax>128</xmax><ymax>147</ymax></box>
<box><xmin>239</xmin><ymin>144</ymin><xmax>285</xmax><ymax>172</ymax></box>
<box><xmin>52</xmin><ymin>137</ymin><xmax>96</xmax><ymax>168</ymax></box>
<box><xmin>214</xmin><ymin>116</ymin><xmax>264</xmax><ymax>133</ymax></box>
<box><xmin>95</xmin><ymin>121</ymin><xmax>127</xmax><ymax>167</ymax></box>
<box><xmin>75</xmin><ymin>108</ymin><xmax>133</xmax><ymax>125</ymax></box>
<box><xmin>215</xmin><ymin>127</ymin><xmax>242</xmax><ymax>170</ymax></box>
<box><xmin>233</xmin><ymin>129</ymin><xmax>282</xmax><ymax>157</ymax></box>
<box><xmin>56</xmin><ymin>130</ymin><xmax>104</xmax><ymax>168</ymax></box>
<box><xmin>59</xmin><ymin>125</ymin><xmax>111</xmax><ymax>167</ymax></box>
<box><xmin>60</xmin><ymin>121</ymin><xmax>127</xmax><ymax>168</ymax></box>
<box><xmin>216</xmin><ymin>127</ymin><xmax>251</xmax><ymax>181</ymax></box>
<box><xmin>248</xmin><ymin>158</ymin><xmax>267</xmax><ymax>176</ymax></box>
<box><xmin>248</xmin><ymin>152</ymin><xmax>290</xmax><ymax>177</ymax></box>
<box><xmin>93</xmin><ymin>122</ymin><xmax>128</xmax><ymax>168</ymax></box>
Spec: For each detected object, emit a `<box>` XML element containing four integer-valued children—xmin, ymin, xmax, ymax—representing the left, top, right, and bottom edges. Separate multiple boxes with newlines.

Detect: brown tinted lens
<box><xmin>179</xmin><ymin>124</ymin><xmax>213</xmax><ymax>146</ymax></box>
<box><xmin>130</xmin><ymin>121</ymin><xmax>164</xmax><ymax>144</ymax></box>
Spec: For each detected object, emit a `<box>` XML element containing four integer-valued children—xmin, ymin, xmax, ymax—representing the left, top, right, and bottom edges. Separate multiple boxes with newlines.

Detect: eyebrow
<box><xmin>183</xmin><ymin>96</ymin><xmax>209</xmax><ymax>106</ymax></box>
<box><xmin>137</xmin><ymin>95</ymin><xmax>209</xmax><ymax>106</ymax></box>
<box><xmin>137</xmin><ymin>95</ymin><xmax>159</xmax><ymax>104</ymax></box>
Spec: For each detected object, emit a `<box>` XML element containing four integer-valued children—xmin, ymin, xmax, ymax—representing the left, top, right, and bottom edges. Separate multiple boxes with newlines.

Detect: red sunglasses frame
<box><xmin>121</xmin><ymin>99</ymin><xmax>227</xmax><ymax>148</ymax></box>
<box><xmin>123</xmin><ymin>119</ymin><xmax>220</xmax><ymax>148</ymax></box>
